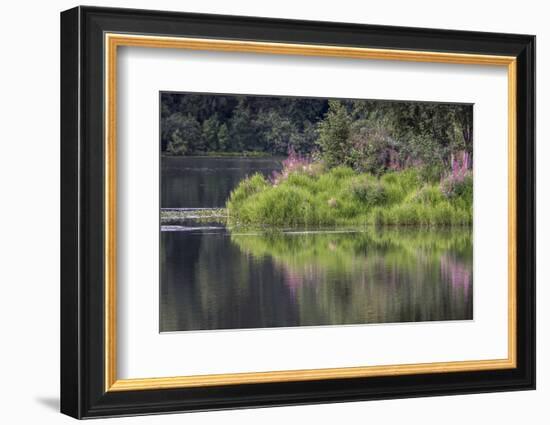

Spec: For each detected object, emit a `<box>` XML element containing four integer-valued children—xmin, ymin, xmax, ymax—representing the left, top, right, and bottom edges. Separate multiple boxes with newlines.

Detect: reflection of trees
<box><xmin>161</xmin><ymin>156</ymin><xmax>282</xmax><ymax>208</ymax></box>
<box><xmin>230</xmin><ymin>227</ymin><xmax>473</xmax><ymax>326</ymax></box>
<box><xmin>160</xmin><ymin>231</ymin><xmax>203</xmax><ymax>331</ymax></box>
<box><xmin>160</xmin><ymin>230</ymin><xmax>300</xmax><ymax>332</ymax></box>
<box><xmin>161</xmin><ymin>227</ymin><xmax>473</xmax><ymax>332</ymax></box>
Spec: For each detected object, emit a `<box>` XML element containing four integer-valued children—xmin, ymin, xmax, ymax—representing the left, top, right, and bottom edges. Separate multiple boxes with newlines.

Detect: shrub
<box><xmin>419</xmin><ymin>164</ymin><xmax>445</xmax><ymax>183</ymax></box>
<box><xmin>372</xmin><ymin>207</ymin><xmax>385</xmax><ymax>226</ymax></box>
<box><xmin>349</xmin><ymin>177</ymin><xmax>387</xmax><ymax>206</ymax></box>
<box><xmin>227</xmin><ymin>173</ymin><xmax>269</xmax><ymax>208</ymax></box>
<box><xmin>316</xmin><ymin>100</ymin><xmax>351</xmax><ymax>168</ymax></box>
<box><xmin>270</xmin><ymin>147</ymin><xmax>324</xmax><ymax>186</ymax></box>
<box><xmin>379</xmin><ymin>170</ymin><xmax>420</xmax><ymax>204</ymax></box>
<box><xmin>388</xmin><ymin>204</ymin><xmax>421</xmax><ymax>225</ymax></box>
<box><xmin>413</xmin><ymin>184</ymin><xmax>443</xmax><ymax>205</ymax></box>
<box><xmin>440</xmin><ymin>151</ymin><xmax>473</xmax><ymax>200</ymax></box>
<box><xmin>348</xmin><ymin>125</ymin><xmax>397</xmax><ymax>174</ymax></box>
<box><xmin>246</xmin><ymin>186</ymin><xmax>318</xmax><ymax>226</ymax></box>
<box><xmin>226</xmin><ymin>160</ymin><xmax>472</xmax><ymax>227</ymax></box>
<box><xmin>440</xmin><ymin>171</ymin><xmax>473</xmax><ymax>200</ymax></box>
<box><xmin>329</xmin><ymin>166</ymin><xmax>356</xmax><ymax>180</ymax></box>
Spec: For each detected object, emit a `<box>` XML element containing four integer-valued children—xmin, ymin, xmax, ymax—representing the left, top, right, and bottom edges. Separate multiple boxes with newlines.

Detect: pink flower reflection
<box><xmin>278</xmin><ymin>262</ymin><xmax>323</xmax><ymax>302</ymax></box>
<box><xmin>440</xmin><ymin>254</ymin><xmax>472</xmax><ymax>298</ymax></box>
<box><xmin>282</xmin><ymin>266</ymin><xmax>304</xmax><ymax>300</ymax></box>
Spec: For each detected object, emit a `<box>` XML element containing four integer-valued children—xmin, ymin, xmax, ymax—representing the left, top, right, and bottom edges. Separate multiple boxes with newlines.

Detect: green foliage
<box><xmin>226</xmin><ymin>167</ymin><xmax>472</xmax><ymax>227</ymax></box>
<box><xmin>328</xmin><ymin>165</ymin><xmax>356</xmax><ymax>180</ymax></box>
<box><xmin>245</xmin><ymin>186</ymin><xmax>319</xmax><ymax>227</ymax></box>
<box><xmin>348</xmin><ymin>125</ymin><xmax>395</xmax><ymax>174</ymax></box>
<box><xmin>316</xmin><ymin>100</ymin><xmax>472</xmax><ymax>177</ymax></box>
<box><xmin>229</xmin><ymin>101</ymin><xmax>256</xmax><ymax>151</ymax></box>
<box><xmin>217</xmin><ymin>123</ymin><xmax>230</xmax><ymax>151</ymax></box>
<box><xmin>226</xmin><ymin>173</ymin><xmax>269</xmax><ymax>209</ymax></box>
<box><xmin>166</xmin><ymin>129</ymin><xmax>187</xmax><ymax>155</ymax></box>
<box><xmin>418</xmin><ymin>164</ymin><xmax>446</xmax><ymax>183</ymax></box>
<box><xmin>165</xmin><ymin>114</ymin><xmax>202</xmax><ymax>155</ymax></box>
<box><xmin>161</xmin><ymin>93</ymin><xmax>473</xmax><ymax>184</ymax></box>
<box><xmin>349</xmin><ymin>176</ymin><xmax>387</xmax><ymax>206</ymax></box>
<box><xmin>202</xmin><ymin>116</ymin><xmax>220</xmax><ymax>151</ymax></box>
<box><xmin>441</xmin><ymin>172</ymin><xmax>473</xmax><ymax>201</ymax></box>
<box><xmin>413</xmin><ymin>184</ymin><xmax>444</xmax><ymax>205</ymax></box>
<box><xmin>316</xmin><ymin>100</ymin><xmax>352</xmax><ymax>168</ymax></box>
<box><xmin>232</xmin><ymin>226</ymin><xmax>471</xmax><ymax>269</ymax></box>
<box><xmin>160</xmin><ymin>93</ymin><xmax>329</xmax><ymax>156</ymax></box>
<box><xmin>255</xmin><ymin>111</ymin><xmax>298</xmax><ymax>154</ymax></box>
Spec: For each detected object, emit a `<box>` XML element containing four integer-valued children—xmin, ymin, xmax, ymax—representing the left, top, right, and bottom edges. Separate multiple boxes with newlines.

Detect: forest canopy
<box><xmin>161</xmin><ymin>92</ymin><xmax>472</xmax><ymax>177</ymax></box>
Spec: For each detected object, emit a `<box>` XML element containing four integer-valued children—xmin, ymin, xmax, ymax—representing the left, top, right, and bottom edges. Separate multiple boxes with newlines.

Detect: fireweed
<box><xmin>270</xmin><ymin>147</ymin><xmax>322</xmax><ymax>186</ymax></box>
<box><xmin>440</xmin><ymin>151</ymin><xmax>473</xmax><ymax>199</ymax></box>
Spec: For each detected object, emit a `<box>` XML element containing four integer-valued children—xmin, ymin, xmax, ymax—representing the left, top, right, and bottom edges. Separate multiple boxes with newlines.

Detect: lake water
<box><xmin>160</xmin><ymin>156</ymin><xmax>473</xmax><ymax>332</ymax></box>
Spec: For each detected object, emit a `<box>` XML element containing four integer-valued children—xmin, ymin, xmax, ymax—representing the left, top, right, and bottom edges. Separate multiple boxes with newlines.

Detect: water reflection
<box><xmin>160</xmin><ymin>226</ymin><xmax>472</xmax><ymax>332</ymax></box>
<box><xmin>161</xmin><ymin>156</ymin><xmax>282</xmax><ymax>208</ymax></box>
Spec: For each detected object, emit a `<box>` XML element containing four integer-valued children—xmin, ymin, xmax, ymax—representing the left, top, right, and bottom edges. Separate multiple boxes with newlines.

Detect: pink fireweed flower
<box><xmin>271</xmin><ymin>146</ymin><xmax>314</xmax><ymax>185</ymax></box>
<box><xmin>440</xmin><ymin>150</ymin><xmax>472</xmax><ymax>198</ymax></box>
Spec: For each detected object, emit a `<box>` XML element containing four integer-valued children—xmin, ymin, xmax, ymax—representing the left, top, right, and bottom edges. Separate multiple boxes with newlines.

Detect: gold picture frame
<box><xmin>104</xmin><ymin>33</ymin><xmax>517</xmax><ymax>392</ymax></box>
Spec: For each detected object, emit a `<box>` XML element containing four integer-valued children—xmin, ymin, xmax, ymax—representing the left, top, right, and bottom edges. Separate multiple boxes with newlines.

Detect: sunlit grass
<box><xmin>226</xmin><ymin>167</ymin><xmax>472</xmax><ymax>227</ymax></box>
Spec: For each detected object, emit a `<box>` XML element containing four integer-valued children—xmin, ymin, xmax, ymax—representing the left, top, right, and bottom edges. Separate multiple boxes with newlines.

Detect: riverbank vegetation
<box><xmin>161</xmin><ymin>94</ymin><xmax>472</xmax><ymax>166</ymax></box>
<box><xmin>162</xmin><ymin>93</ymin><xmax>473</xmax><ymax>227</ymax></box>
<box><xmin>226</xmin><ymin>162</ymin><xmax>472</xmax><ymax>227</ymax></box>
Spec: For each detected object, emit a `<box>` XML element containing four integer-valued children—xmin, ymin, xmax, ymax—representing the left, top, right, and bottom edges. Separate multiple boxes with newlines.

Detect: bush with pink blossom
<box><xmin>440</xmin><ymin>151</ymin><xmax>473</xmax><ymax>200</ymax></box>
<box><xmin>270</xmin><ymin>147</ymin><xmax>323</xmax><ymax>185</ymax></box>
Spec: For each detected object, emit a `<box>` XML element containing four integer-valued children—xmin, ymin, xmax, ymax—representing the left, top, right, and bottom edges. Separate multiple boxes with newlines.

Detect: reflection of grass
<box><xmin>226</xmin><ymin>167</ymin><xmax>472</xmax><ymax>226</ymax></box>
<box><xmin>231</xmin><ymin>227</ymin><xmax>471</xmax><ymax>273</ymax></box>
<box><xmin>230</xmin><ymin>226</ymin><xmax>473</xmax><ymax>324</ymax></box>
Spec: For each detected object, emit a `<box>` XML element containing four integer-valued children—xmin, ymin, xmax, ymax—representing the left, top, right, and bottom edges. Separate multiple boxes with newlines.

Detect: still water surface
<box><xmin>160</xmin><ymin>156</ymin><xmax>473</xmax><ymax>332</ymax></box>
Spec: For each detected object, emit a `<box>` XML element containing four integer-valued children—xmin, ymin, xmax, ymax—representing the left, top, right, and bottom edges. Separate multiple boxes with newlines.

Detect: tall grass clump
<box><xmin>226</xmin><ymin>173</ymin><xmax>269</xmax><ymax>209</ymax></box>
<box><xmin>226</xmin><ymin>154</ymin><xmax>472</xmax><ymax>227</ymax></box>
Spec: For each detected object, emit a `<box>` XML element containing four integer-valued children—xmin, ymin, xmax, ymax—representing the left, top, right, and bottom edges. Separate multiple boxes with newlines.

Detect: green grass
<box><xmin>226</xmin><ymin>167</ymin><xmax>472</xmax><ymax>227</ymax></box>
<box><xmin>231</xmin><ymin>226</ymin><xmax>472</xmax><ymax>273</ymax></box>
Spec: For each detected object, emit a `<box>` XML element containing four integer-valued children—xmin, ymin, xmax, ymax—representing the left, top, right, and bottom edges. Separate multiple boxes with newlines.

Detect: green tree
<box><xmin>255</xmin><ymin>111</ymin><xmax>297</xmax><ymax>154</ymax></box>
<box><xmin>229</xmin><ymin>101</ymin><xmax>256</xmax><ymax>151</ymax></box>
<box><xmin>159</xmin><ymin>92</ymin><xmax>473</xmax><ymax>166</ymax></box>
<box><xmin>348</xmin><ymin>124</ymin><xmax>396</xmax><ymax>174</ymax></box>
<box><xmin>166</xmin><ymin>129</ymin><xmax>187</xmax><ymax>155</ymax></box>
<box><xmin>217</xmin><ymin>123</ymin><xmax>230</xmax><ymax>152</ymax></box>
<box><xmin>317</xmin><ymin>100</ymin><xmax>352</xmax><ymax>167</ymax></box>
<box><xmin>165</xmin><ymin>114</ymin><xmax>203</xmax><ymax>155</ymax></box>
<box><xmin>202</xmin><ymin>116</ymin><xmax>220</xmax><ymax>151</ymax></box>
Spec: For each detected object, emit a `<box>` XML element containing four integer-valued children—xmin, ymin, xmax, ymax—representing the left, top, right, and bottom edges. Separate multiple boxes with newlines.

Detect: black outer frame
<box><xmin>60</xmin><ymin>5</ymin><xmax>536</xmax><ymax>419</ymax></box>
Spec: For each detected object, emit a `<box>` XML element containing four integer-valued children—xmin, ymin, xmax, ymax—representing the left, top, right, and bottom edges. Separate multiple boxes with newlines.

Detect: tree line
<box><xmin>161</xmin><ymin>92</ymin><xmax>472</xmax><ymax>176</ymax></box>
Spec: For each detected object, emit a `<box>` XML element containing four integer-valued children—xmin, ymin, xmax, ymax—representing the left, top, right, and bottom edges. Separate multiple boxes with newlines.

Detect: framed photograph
<box><xmin>60</xmin><ymin>6</ymin><xmax>535</xmax><ymax>419</ymax></box>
